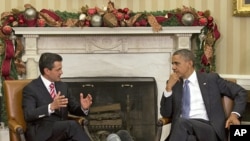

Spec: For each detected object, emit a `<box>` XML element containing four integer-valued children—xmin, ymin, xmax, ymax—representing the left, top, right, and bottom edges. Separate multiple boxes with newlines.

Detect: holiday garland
<box><xmin>0</xmin><ymin>1</ymin><xmax>220</xmax><ymax>124</ymax></box>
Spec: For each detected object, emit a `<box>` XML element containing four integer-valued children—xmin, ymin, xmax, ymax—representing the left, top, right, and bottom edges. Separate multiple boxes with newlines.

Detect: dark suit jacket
<box><xmin>160</xmin><ymin>72</ymin><xmax>247</xmax><ymax>141</ymax></box>
<box><xmin>22</xmin><ymin>76</ymin><xmax>87</xmax><ymax>141</ymax></box>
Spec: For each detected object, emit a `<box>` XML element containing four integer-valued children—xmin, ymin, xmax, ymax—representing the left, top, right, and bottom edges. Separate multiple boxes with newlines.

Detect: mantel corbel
<box><xmin>174</xmin><ymin>33</ymin><xmax>193</xmax><ymax>50</ymax></box>
<box><xmin>21</xmin><ymin>34</ymin><xmax>40</xmax><ymax>79</ymax></box>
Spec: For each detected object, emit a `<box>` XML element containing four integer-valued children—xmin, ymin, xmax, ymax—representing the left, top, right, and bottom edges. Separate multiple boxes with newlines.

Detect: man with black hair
<box><xmin>22</xmin><ymin>52</ymin><xmax>92</xmax><ymax>141</ymax></box>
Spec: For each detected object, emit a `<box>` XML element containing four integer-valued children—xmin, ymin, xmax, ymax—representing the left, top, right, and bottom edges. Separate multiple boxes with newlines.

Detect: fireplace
<box><xmin>62</xmin><ymin>77</ymin><xmax>157</xmax><ymax>141</ymax></box>
<box><xmin>12</xmin><ymin>26</ymin><xmax>203</xmax><ymax>141</ymax></box>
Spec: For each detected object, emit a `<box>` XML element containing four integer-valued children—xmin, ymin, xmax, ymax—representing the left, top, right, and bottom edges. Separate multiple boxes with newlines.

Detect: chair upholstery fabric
<box><xmin>4</xmin><ymin>79</ymin><xmax>31</xmax><ymax>141</ymax></box>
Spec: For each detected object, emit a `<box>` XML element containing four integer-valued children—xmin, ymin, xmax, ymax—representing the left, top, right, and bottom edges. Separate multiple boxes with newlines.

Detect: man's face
<box><xmin>44</xmin><ymin>61</ymin><xmax>63</xmax><ymax>82</ymax></box>
<box><xmin>171</xmin><ymin>54</ymin><xmax>193</xmax><ymax>79</ymax></box>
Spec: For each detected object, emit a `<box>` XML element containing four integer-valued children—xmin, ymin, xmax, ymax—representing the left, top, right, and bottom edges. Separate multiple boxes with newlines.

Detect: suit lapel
<box><xmin>36</xmin><ymin>77</ymin><xmax>54</xmax><ymax>101</ymax></box>
<box><xmin>174</xmin><ymin>79</ymin><xmax>184</xmax><ymax>117</ymax></box>
<box><xmin>196</xmin><ymin>72</ymin><xmax>211</xmax><ymax>115</ymax></box>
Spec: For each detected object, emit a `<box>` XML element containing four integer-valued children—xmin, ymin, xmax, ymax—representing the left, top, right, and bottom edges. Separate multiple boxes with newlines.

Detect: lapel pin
<box><xmin>203</xmin><ymin>83</ymin><xmax>206</xmax><ymax>85</ymax></box>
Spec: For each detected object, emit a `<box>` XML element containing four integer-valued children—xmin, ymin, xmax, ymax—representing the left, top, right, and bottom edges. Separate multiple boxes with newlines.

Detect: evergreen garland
<box><xmin>0</xmin><ymin>38</ymin><xmax>19</xmax><ymax>125</ymax></box>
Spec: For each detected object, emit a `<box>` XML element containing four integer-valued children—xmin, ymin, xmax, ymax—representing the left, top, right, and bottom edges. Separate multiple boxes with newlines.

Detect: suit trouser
<box><xmin>167</xmin><ymin>118</ymin><xmax>219</xmax><ymax>141</ymax></box>
<box><xmin>51</xmin><ymin>120</ymin><xmax>90</xmax><ymax>141</ymax></box>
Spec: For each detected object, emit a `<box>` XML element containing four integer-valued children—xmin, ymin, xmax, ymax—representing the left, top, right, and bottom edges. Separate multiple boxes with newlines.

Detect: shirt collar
<box><xmin>185</xmin><ymin>70</ymin><xmax>197</xmax><ymax>85</ymax></box>
<box><xmin>40</xmin><ymin>75</ymin><xmax>53</xmax><ymax>88</ymax></box>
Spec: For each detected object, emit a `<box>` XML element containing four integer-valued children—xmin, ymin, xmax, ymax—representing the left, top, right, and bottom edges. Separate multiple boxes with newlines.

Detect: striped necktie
<box><xmin>49</xmin><ymin>83</ymin><xmax>56</xmax><ymax>99</ymax></box>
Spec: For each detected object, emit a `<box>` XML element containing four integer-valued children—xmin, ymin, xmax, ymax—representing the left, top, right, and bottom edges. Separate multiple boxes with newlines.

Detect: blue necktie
<box><xmin>182</xmin><ymin>80</ymin><xmax>190</xmax><ymax>118</ymax></box>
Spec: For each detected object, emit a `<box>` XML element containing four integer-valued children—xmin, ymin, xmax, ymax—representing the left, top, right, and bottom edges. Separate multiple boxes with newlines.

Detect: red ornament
<box><xmin>155</xmin><ymin>16</ymin><xmax>167</xmax><ymax>24</ymax></box>
<box><xmin>124</xmin><ymin>14</ymin><xmax>130</xmax><ymax>20</ymax></box>
<box><xmin>18</xmin><ymin>19</ymin><xmax>25</xmax><ymax>25</ymax></box>
<box><xmin>123</xmin><ymin>8</ymin><xmax>129</xmax><ymax>14</ymax></box>
<box><xmin>37</xmin><ymin>19</ymin><xmax>46</xmax><ymax>27</ymax></box>
<box><xmin>197</xmin><ymin>11</ymin><xmax>204</xmax><ymax>16</ymax></box>
<box><xmin>207</xmin><ymin>22</ymin><xmax>214</xmax><ymax>29</ymax></box>
<box><xmin>138</xmin><ymin>19</ymin><xmax>148</xmax><ymax>26</ymax></box>
<box><xmin>8</xmin><ymin>16</ymin><xmax>15</xmax><ymax>22</ymax></box>
<box><xmin>84</xmin><ymin>20</ymin><xmax>90</xmax><ymax>27</ymax></box>
<box><xmin>116</xmin><ymin>12</ymin><xmax>124</xmax><ymax>21</ymax></box>
<box><xmin>2</xmin><ymin>25</ymin><xmax>12</xmax><ymax>35</ymax></box>
<box><xmin>87</xmin><ymin>8</ymin><xmax>97</xmax><ymax>16</ymax></box>
<box><xmin>112</xmin><ymin>9</ymin><xmax>118</xmax><ymax>14</ymax></box>
<box><xmin>198</xmin><ymin>17</ymin><xmax>208</xmax><ymax>26</ymax></box>
<box><xmin>133</xmin><ymin>22</ymin><xmax>140</xmax><ymax>27</ymax></box>
<box><xmin>207</xmin><ymin>16</ymin><xmax>213</xmax><ymax>24</ymax></box>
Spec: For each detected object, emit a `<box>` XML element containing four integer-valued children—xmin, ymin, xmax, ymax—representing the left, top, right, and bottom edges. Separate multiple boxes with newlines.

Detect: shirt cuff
<box><xmin>81</xmin><ymin>107</ymin><xmax>89</xmax><ymax>115</ymax></box>
<box><xmin>48</xmin><ymin>104</ymin><xmax>55</xmax><ymax>115</ymax></box>
<box><xmin>231</xmin><ymin>111</ymin><xmax>241</xmax><ymax>118</ymax></box>
<box><xmin>163</xmin><ymin>89</ymin><xmax>172</xmax><ymax>97</ymax></box>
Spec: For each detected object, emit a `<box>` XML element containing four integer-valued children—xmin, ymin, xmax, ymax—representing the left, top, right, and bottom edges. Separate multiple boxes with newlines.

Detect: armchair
<box><xmin>3</xmin><ymin>79</ymin><xmax>92</xmax><ymax>141</ymax></box>
<box><xmin>154</xmin><ymin>78</ymin><xmax>236</xmax><ymax>141</ymax></box>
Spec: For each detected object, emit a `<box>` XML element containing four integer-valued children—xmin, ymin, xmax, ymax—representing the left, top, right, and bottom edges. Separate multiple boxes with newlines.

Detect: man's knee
<box><xmin>172</xmin><ymin>118</ymin><xmax>194</xmax><ymax>135</ymax></box>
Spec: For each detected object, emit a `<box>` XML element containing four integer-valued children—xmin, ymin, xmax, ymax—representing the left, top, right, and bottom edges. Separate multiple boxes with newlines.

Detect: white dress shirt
<box><xmin>163</xmin><ymin>71</ymin><xmax>209</xmax><ymax>120</ymax></box>
<box><xmin>40</xmin><ymin>75</ymin><xmax>89</xmax><ymax>115</ymax></box>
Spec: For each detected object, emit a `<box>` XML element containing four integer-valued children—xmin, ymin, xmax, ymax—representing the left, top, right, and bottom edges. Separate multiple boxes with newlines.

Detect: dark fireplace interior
<box><xmin>62</xmin><ymin>77</ymin><xmax>158</xmax><ymax>141</ymax></box>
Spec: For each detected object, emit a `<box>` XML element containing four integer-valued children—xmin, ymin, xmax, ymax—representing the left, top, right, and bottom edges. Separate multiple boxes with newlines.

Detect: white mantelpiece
<box><xmin>13</xmin><ymin>26</ymin><xmax>203</xmax><ymax>79</ymax></box>
<box><xmin>12</xmin><ymin>26</ymin><xmax>203</xmax><ymax>141</ymax></box>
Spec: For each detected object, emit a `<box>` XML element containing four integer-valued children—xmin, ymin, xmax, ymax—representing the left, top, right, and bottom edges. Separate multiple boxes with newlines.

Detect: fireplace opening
<box><xmin>61</xmin><ymin>77</ymin><xmax>158</xmax><ymax>141</ymax></box>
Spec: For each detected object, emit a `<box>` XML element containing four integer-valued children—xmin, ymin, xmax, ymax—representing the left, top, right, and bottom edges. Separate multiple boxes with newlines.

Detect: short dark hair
<box><xmin>39</xmin><ymin>52</ymin><xmax>63</xmax><ymax>75</ymax></box>
<box><xmin>173</xmin><ymin>49</ymin><xmax>195</xmax><ymax>67</ymax></box>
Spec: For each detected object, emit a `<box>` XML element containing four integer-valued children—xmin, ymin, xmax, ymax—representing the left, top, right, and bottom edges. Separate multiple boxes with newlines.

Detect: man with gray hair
<box><xmin>160</xmin><ymin>49</ymin><xmax>247</xmax><ymax>141</ymax></box>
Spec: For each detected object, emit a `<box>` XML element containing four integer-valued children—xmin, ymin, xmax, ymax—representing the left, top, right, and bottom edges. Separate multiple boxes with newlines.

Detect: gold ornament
<box><xmin>103</xmin><ymin>13</ymin><xmax>118</xmax><ymax>27</ymax></box>
<box><xmin>205</xmin><ymin>30</ymin><xmax>215</xmax><ymax>46</ymax></box>
<box><xmin>147</xmin><ymin>14</ymin><xmax>162</xmax><ymax>32</ymax></box>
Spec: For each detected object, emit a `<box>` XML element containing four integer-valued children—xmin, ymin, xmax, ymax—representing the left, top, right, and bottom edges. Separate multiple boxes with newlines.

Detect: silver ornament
<box><xmin>181</xmin><ymin>13</ymin><xmax>195</xmax><ymax>26</ymax></box>
<box><xmin>198</xmin><ymin>29</ymin><xmax>207</xmax><ymax>48</ymax></box>
<box><xmin>91</xmin><ymin>14</ymin><xmax>103</xmax><ymax>27</ymax></box>
<box><xmin>199</xmin><ymin>29</ymin><xmax>206</xmax><ymax>42</ymax></box>
<box><xmin>79</xmin><ymin>13</ymin><xmax>86</xmax><ymax>21</ymax></box>
<box><xmin>24</xmin><ymin>8</ymin><xmax>37</xmax><ymax>20</ymax></box>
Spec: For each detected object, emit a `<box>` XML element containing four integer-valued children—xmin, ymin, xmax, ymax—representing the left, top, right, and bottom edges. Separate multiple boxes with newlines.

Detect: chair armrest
<box><xmin>157</xmin><ymin>117</ymin><xmax>171</xmax><ymax>126</ymax></box>
<box><xmin>67</xmin><ymin>114</ymin><xmax>94</xmax><ymax>141</ymax></box>
<box><xmin>155</xmin><ymin>117</ymin><xmax>171</xmax><ymax>141</ymax></box>
<box><xmin>8</xmin><ymin>119</ymin><xmax>26</xmax><ymax>141</ymax></box>
<box><xmin>68</xmin><ymin>114</ymin><xmax>87</xmax><ymax>125</ymax></box>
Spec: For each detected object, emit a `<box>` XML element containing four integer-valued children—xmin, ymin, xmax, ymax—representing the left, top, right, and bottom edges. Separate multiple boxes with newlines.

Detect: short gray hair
<box><xmin>173</xmin><ymin>49</ymin><xmax>195</xmax><ymax>66</ymax></box>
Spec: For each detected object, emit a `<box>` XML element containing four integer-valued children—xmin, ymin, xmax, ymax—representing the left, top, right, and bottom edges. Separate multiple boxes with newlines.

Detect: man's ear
<box><xmin>44</xmin><ymin>68</ymin><xmax>50</xmax><ymax>74</ymax></box>
<box><xmin>188</xmin><ymin>60</ymin><xmax>193</xmax><ymax>67</ymax></box>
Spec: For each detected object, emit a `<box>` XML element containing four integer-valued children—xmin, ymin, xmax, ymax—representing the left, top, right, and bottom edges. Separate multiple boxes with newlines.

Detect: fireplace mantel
<box><xmin>13</xmin><ymin>26</ymin><xmax>203</xmax><ymax>79</ymax></box>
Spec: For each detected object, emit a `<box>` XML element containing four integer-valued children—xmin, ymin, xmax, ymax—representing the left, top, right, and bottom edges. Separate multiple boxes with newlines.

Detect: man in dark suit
<box><xmin>22</xmin><ymin>52</ymin><xmax>93</xmax><ymax>141</ymax></box>
<box><xmin>160</xmin><ymin>49</ymin><xmax>247</xmax><ymax>141</ymax></box>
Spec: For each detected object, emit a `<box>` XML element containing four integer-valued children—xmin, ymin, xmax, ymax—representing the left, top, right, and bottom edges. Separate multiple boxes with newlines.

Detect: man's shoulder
<box><xmin>196</xmin><ymin>71</ymin><xmax>220</xmax><ymax>79</ymax></box>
